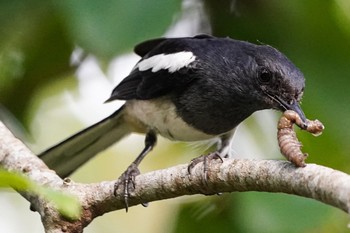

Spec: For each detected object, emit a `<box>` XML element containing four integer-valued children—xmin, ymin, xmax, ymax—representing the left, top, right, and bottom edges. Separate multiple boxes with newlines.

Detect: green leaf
<box><xmin>0</xmin><ymin>169</ymin><xmax>80</xmax><ymax>219</ymax></box>
<box><xmin>39</xmin><ymin>187</ymin><xmax>81</xmax><ymax>220</ymax></box>
<box><xmin>0</xmin><ymin>169</ymin><xmax>32</xmax><ymax>190</ymax></box>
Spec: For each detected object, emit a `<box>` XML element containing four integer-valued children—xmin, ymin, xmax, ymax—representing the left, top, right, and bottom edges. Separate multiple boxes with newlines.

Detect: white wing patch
<box><xmin>136</xmin><ymin>51</ymin><xmax>196</xmax><ymax>73</ymax></box>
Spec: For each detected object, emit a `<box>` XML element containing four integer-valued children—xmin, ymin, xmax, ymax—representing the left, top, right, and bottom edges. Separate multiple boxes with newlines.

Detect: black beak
<box><xmin>276</xmin><ymin>97</ymin><xmax>307</xmax><ymax>129</ymax></box>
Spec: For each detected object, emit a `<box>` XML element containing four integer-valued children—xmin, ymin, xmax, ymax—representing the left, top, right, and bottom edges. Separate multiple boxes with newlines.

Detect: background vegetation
<box><xmin>1</xmin><ymin>0</ymin><xmax>350</xmax><ymax>232</ymax></box>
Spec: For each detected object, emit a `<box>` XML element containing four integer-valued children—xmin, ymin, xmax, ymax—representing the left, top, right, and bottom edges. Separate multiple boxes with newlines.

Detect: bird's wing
<box><xmin>133</xmin><ymin>34</ymin><xmax>213</xmax><ymax>57</ymax></box>
<box><xmin>106</xmin><ymin>35</ymin><xmax>215</xmax><ymax>101</ymax></box>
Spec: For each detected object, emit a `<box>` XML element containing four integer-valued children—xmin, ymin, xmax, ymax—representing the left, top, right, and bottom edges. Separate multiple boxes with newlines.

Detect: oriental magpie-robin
<box><xmin>39</xmin><ymin>34</ymin><xmax>306</xmax><ymax>209</ymax></box>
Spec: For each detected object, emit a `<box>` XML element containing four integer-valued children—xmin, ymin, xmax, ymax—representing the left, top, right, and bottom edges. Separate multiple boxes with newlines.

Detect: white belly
<box><xmin>123</xmin><ymin>99</ymin><xmax>215</xmax><ymax>141</ymax></box>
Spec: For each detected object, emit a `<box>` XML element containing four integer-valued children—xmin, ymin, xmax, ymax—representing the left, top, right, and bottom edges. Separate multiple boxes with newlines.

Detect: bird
<box><xmin>39</xmin><ymin>34</ymin><xmax>307</xmax><ymax>210</ymax></box>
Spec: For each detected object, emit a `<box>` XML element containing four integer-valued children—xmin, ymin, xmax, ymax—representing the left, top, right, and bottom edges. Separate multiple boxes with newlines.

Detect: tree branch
<box><xmin>1</xmin><ymin>121</ymin><xmax>349</xmax><ymax>233</ymax></box>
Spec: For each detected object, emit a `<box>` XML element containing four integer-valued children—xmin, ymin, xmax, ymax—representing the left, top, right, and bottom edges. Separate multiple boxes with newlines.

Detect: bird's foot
<box><xmin>187</xmin><ymin>151</ymin><xmax>224</xmax><ymax>183</ymax></box>
<box><xmin>114</xmin><ymin>163</ymin><xmax>140</xmax><ymax>212</ymax></box>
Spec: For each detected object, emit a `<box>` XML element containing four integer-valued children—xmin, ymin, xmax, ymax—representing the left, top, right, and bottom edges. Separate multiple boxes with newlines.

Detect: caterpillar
<box><xmin>277</xmin><ymin>110</ymin><xmax>324</xmax><ymax>167</ymax></box>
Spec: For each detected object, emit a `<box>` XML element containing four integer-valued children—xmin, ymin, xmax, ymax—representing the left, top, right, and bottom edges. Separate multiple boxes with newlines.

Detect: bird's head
<box><xmin>245</xmin><ymin>44</ymin><xmax>307</xmax><ymax>127</ymax></box>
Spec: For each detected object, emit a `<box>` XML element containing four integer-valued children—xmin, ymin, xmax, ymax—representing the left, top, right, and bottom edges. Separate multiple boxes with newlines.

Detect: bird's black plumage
<box><xmin>108</xmin><ymin>35</ymin><xmax>305</xmax><ymax>134</ymax></box>
<box><xmin>39</xmin><ymin>35</ymin><xmax>307</xmax><ymax>210</ymax></box>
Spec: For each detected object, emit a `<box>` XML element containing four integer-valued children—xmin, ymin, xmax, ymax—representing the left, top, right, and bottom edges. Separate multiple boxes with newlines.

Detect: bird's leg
<box><xmin>215</xmin><ymin>133</ymin><xmax>232</xmax><ymax>158</ymax></box>
<box><xmin>114</xmin><ymin>131</ymin><xmax>157</xmax><ymax>212</ymax></box>
<box><xmin>187</xmin><ymin>132</ymin><xmax>233</xmax><ymax>183</ymax></box>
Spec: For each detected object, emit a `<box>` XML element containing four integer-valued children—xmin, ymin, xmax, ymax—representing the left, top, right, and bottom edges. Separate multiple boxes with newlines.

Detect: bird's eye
<box><xmin>258</xmin><ymin>68</ymin><xmax>272</xmax><ymax>83</ymax></box>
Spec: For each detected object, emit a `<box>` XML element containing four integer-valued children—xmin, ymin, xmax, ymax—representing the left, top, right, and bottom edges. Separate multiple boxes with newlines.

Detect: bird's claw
<box><xmin>188</xmin><ymin>151</ymin><xmax>224</xmax><ymax>183</ymax></box>
<box><xmin>114</xmin><ymin>163</ymin><xmax>140</xmax><ymax>212</ymax></box>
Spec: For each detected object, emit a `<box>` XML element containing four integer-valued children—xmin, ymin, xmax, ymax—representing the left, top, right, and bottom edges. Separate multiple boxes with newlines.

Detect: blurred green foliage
<box><xmin>0</xmin><ymin>169</ymin><xmax>80</xmax><ymax>219</ymax></box>
<box><xmin>0</xmin><ymin>0</ymin><xmax>181</xmax><ymax>125</ymax></box>
<box><xmin>1</xmin><ymin>0</ymin><xmax>350</xmax><ymax>232</ymax></box>
<box><xmin>173</xmin><ymin>193</ymin><xmax>337</xmax><ymax>233</ymax></box>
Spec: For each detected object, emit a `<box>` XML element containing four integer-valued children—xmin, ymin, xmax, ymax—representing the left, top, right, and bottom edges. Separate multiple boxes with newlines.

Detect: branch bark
<box><xmin>1</xmin><ymin>121</ymin><xmax>349</xmax><ymax>232</ymax></box>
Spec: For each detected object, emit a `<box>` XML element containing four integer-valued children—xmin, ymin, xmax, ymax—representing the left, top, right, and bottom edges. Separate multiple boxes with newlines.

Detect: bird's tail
<box><xmin>38</xmin><ymin>105</ymin><xmax>130</xmax><ymax>178</ymax></box>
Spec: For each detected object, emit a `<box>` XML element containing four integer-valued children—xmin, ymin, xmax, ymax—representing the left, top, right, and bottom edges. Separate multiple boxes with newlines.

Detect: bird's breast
<box><xmin>123</xmin><ymin>98</ymin><xmax>215</xmax><ymax>141</ymax></box>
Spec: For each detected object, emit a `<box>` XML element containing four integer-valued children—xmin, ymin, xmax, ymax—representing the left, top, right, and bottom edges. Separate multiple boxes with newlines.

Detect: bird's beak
<box><xmin>276</xmin><ymin>96</ymin><xmax>307</xmax><ymax>129</ymax></box>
